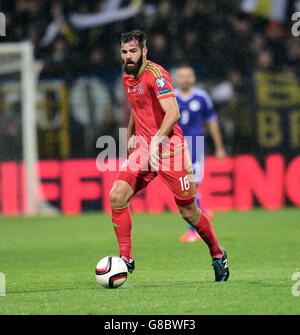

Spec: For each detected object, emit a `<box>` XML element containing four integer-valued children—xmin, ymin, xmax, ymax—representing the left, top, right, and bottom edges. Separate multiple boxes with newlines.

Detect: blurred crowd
<box><xmin>1</xmin><ymin>0</ymin><xmax>300</xmax><ymax>157</ymax></box>
<box><xmin>3</xmin><ymin>0</ymin><xmax>300</xmax><ymax>78</ymax></box>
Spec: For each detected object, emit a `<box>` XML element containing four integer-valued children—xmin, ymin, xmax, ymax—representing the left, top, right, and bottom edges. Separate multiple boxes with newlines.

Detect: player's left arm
<box><xmin>156</xmin><ymin>97</ymin><xmax>180</xmax><ymax>139</ymax></box>
<box><xmin>202</xmin><ymin>92</ymin><xmax>226</xmax><ymax>161</ymax></box>
<box><xmin>148</xmin><ymin>71</ymin><xmax>180</xmax><ymax>169</ymax></box>
<box><xmin>207</xmin><ymin>119</ymin><xmax>226</xmax><ymax>160</ymax></box>
<box><xmin>149</xmin><ymin>96</ymin><xmax>180</xmax><ymax>169</ymax></box>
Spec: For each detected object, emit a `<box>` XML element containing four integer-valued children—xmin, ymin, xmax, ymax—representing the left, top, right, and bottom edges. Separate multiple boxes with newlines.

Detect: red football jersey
<box><xmin>122</xmin><ymin>60</ymin><xmax>185</xmax><ymax>156</ymax></box>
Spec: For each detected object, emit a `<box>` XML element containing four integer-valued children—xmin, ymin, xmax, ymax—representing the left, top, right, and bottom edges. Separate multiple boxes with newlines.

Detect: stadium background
<box><xmin>1</xmin><ymin>0</ymin><xmax>300</xmax><ymax>317</ymax></box>
<box><xmin>1</xmin><ymin>0</ymin><xmax>300</xmax><ymax>214</ymax></box>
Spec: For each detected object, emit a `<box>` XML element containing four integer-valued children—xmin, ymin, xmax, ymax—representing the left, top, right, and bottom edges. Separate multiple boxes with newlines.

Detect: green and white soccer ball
<box><xmin>95</xmin><ymin>256</ymin><xmax>128</xmax><ymax>288</ymax></box>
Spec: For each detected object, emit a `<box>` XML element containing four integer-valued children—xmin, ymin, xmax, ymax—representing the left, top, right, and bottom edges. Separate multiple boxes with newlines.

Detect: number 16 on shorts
<box><xmin>179</xmin><ymin>176</ymin><xmax>190</xmax><ymax>191</ymax></box>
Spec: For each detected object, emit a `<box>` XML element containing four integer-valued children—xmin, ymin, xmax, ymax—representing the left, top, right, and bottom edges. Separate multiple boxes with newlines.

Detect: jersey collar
<box><xmin>176</xmin><ymin>88</ymin><xmax>196</xmax><ymax>101</ymax></box>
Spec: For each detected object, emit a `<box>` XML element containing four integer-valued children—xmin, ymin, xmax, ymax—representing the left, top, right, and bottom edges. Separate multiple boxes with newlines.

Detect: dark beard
<box><xmin>123</xmin><ymin>54</ymin><xmax>143</xmax><ymax>76</ymax></box>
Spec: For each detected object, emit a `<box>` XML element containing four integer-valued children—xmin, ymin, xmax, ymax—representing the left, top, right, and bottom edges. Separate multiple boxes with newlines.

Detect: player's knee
<box><xmin>109</xmin><ymin>182</ymin><xmax>130</xmax><ymax>205</ymax></box>
<box><xmin>109</xmin><ymin>188</ymin><xmax>125</xmax><ymax>205</ymax></box>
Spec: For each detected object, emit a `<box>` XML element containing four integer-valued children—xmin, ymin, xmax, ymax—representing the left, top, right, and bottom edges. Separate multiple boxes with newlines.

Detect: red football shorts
<box><xmin>116</xmin><ymin>145</ymin><xmax>196</xmax><ymax>206</ymax></box>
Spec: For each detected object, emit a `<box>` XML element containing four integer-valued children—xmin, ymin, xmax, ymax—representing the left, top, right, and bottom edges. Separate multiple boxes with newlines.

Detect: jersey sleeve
<box><xmin>201</xmin><ymin>91</ymin><xmax>217</xmax><ymax>122</ymax></box>
<box><xmin>147</xmin><ymin>70</ymin><xmax>176</xmax><ymax>101</ymax></box>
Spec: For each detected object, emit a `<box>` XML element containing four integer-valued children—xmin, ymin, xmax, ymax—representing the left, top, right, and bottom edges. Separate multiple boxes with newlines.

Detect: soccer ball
<box><xmin>95</xmin><ymin>256</ymin><xmax>128</xmax><ymax>288</ymax></box>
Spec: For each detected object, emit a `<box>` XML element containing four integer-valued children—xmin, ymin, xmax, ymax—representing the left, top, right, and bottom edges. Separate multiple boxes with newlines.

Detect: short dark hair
<box><xmin>120</xmin><ymin>29</ymin><xmax>147</xmax><ymax>49</ymax></box>
<box><xmin>177</xmin><ymin>63</ymin><xmax>193</xmax><ymax>71</ymax></box>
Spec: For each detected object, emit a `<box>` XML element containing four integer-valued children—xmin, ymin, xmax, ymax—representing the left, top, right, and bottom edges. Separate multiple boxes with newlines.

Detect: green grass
<box><xmin>0</xmin><ymin>208</ymin><xmax>300</xmax><ymax>315</ymax></box>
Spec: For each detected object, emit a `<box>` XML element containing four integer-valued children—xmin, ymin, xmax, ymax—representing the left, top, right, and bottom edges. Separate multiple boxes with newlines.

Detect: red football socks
<box><xmin>111</xmin><ymin>203</ymin><xmax>222</xmax><ymax>260</ymax></box>
<box><xmin>111</xmin><ymin>202</ymin><xmax>133</xmax><ymax>261</ymax></box>
<box><xmin>192</xmin><ymin>209</ymin><xmax>223</xmax><ymax>259</ymax></box>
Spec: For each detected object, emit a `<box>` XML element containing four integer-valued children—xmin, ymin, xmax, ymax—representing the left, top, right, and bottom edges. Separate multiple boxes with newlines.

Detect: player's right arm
<box><xmin>127</xmin><ymin>109</ymin><xmax>136</xmax><ymax>155</ymax></box>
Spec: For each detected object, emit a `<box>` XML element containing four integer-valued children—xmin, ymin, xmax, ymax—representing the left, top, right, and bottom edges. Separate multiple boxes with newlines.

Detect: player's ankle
<box><xmin>120</xmin><ymin>254</ymin><xmax>133</xmax><ymax>262</ymax></box>
<box><xmin>211</xmin><ymin>246</ymin><xmax>223</xmax><ymax>259</ymax></box>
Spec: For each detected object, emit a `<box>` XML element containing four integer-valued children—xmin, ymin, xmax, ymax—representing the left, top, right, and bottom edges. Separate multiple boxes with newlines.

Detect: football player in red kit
<box><xmin>109</xmin><ymin>30</ymin><xmax>229</xmax><ymax>281</ymax></box>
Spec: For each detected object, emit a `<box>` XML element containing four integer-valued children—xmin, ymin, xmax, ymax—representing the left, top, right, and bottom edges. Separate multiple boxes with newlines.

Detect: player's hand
<box><xmin>215</xmin><ymin>147</ymin><xmax>226</xmax><ymax>161</ymax></box>
<box><xmin>148</xmin><ymin>137</ymin><xmax>160</xmax><ymax>171</ymax></box>
<box><xmin>127</xmin><ymin>135</ymin><xmax>136</xmax><ymax>155</ymax></box>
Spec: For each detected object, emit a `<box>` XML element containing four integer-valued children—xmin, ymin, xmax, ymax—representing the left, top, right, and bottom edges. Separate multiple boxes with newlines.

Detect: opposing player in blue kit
<box><xmin>175</xmin><ymin>64</ymin><xmax>226</xmax><ymax>242</ymax></box>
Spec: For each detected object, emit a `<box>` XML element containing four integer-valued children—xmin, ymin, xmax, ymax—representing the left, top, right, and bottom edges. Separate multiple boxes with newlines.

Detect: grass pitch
<box><xmin>0</xmin><ymin>208</ymin><xmax>299</xmax><ymax>315</ymax></box>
